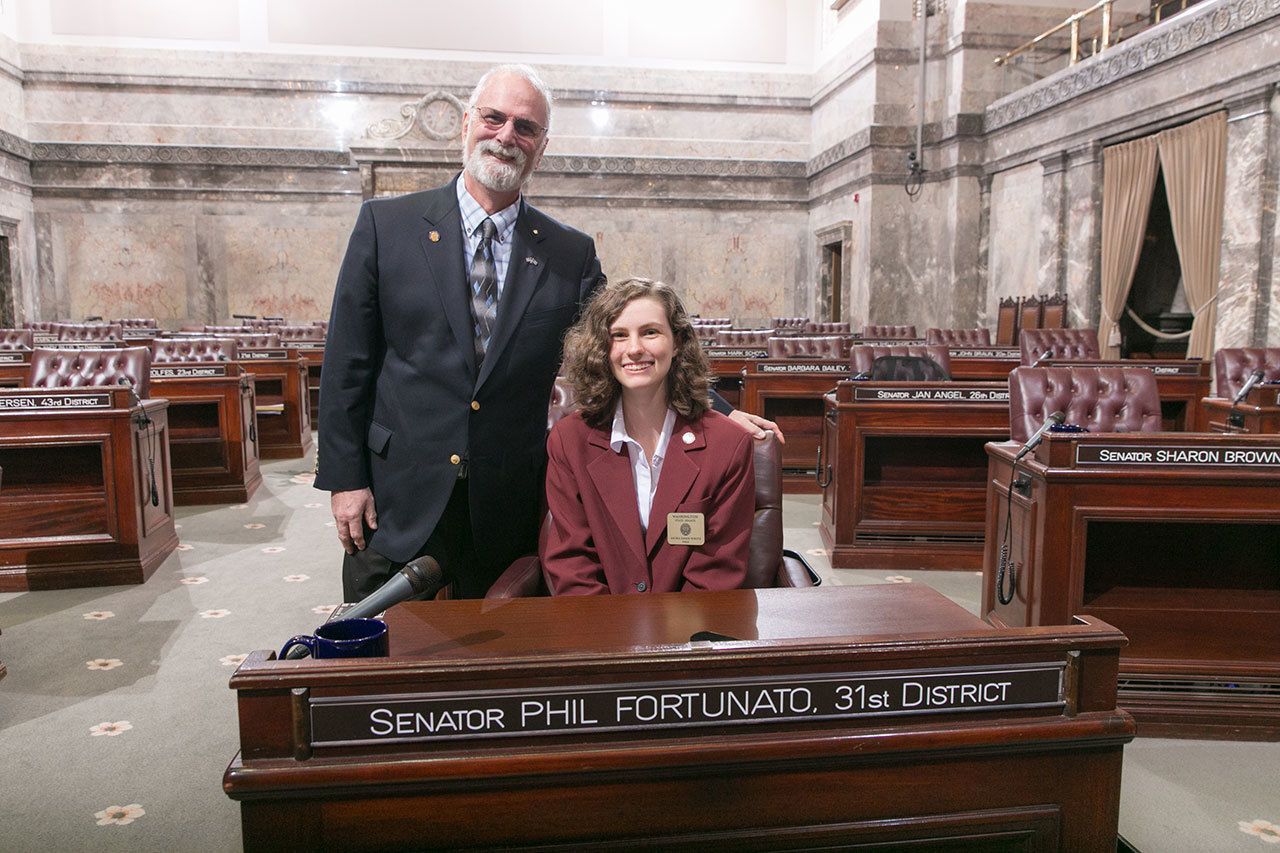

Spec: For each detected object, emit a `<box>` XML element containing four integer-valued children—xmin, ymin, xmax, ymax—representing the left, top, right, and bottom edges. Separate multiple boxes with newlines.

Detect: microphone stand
<box><xmin>997</xmin><ymin>411</ymin><xmax>1063</xmax><ymax>606</ymax></box>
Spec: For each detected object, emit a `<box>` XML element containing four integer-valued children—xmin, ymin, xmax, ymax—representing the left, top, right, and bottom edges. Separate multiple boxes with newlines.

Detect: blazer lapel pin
<box><xmin>428</xmin><ymin>230</ymin><xmax>440</xmax><ymax>242</ymax></box>
<box><xmin>525</xmin><ymin>256</ymin><xmax>539</xmax><ymax>266</ymax></box>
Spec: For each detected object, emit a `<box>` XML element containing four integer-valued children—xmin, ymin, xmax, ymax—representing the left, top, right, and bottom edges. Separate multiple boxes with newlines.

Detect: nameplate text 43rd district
<box><xmin>0</xmin><ymin>392</ymin><xmax>112</xmax><ymax>410</ymax></box>
<box><xmin>853</xmin><ymin>387</ymin><xmax>1009</xmax><ymax>403</ymax></box>
<box><xmin>307</xmin><ymin>664</ymin><xmax>1063</xmax><ymax>747</ymax></box>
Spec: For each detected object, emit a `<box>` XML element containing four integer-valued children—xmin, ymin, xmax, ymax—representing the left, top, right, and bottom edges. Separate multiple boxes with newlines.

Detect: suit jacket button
<box><xmin>471</xmin><ymin>400</ymin><xmax>480</xmax><ymax>411</ymax></box>
<box><xmin>449</xmin><ymin>454</ymin><xmax>461</xmax><ymax>465</ymax></box>
<box><xmin>635</xmin><ymin>582</ymin><xmax>647</xmax><ymax>592</ymax></box>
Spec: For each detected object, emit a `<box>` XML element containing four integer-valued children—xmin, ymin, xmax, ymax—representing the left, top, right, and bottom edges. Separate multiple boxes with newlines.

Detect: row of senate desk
<box><xmin>224</xmin><ymin>584</ymin><xmax>1135</xmax><ymax>852</ymax></box>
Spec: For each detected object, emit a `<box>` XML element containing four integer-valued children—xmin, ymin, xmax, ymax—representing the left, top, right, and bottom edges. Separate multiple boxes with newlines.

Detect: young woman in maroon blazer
<box><xmin>541</xmin><ymin>278</ymin><xmax>755</xmax><ymax>594</ymax></box>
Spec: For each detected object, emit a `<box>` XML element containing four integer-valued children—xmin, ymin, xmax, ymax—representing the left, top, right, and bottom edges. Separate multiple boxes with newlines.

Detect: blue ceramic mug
<box><xmin>280</xmin><ymin>617</ymin><xmax>389</xmax><ymax>659</ymax></box>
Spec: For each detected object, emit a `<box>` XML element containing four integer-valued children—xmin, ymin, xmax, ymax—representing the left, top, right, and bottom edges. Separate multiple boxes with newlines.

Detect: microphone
<box><xmin>850</xmin><ymin>370</ymin><xmax>871</xmax><ymax>380</ymax></box>
<box><xmin>1014</xmin><ymin>410</ymin><xmax>1065</xmax><ymax>462</ymax></box>
<box><xmin>281</xmin><ymin>557</ymin><xmax>448</xmax><ymax>659</ymax></box>
<box><xmin>1233</xmin><ymin>369</ymin><xmax>1266</xmax><ymax>405</ymax></box>
<box><xmin>1031</xmin><ymin>348</ymin><xmax>1055</xmax><ymax>367</ymax></box>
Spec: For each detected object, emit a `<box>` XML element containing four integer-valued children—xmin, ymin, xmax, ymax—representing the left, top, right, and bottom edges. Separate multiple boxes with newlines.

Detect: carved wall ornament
<box><xmin>365</xmin><ymin>91</ymin><xmax>467</xmax><ymax>141</ymax></box>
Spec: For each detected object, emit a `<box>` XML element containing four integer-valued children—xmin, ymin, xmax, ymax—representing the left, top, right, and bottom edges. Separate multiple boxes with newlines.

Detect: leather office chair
<box><xmin>22</xmin><ymin>321</ymin><xmax>54</xmax><ymax>332</ymax></box>
<box><xmin>485</xmin><ymin>433</ymin><xmax>819</xmax><ymax>598</ymax></box>
<box><xmin>1019</xmin><ymin>328</ymin><xmax>1100</xmax><ymax>366</ymax></box>
<box><xmin>861</xmin><ymin>324</ymin><xmax>917</xmax><ymax>340</ymax></box>
<box><xmin>1213</xmin><ymin>347</ymin><xmax>1280</xmax><ymax>398</ymax></box>
<box><xmin>869</xmin><ymin>355</ymin><xmax>950</xmax><ymax>381</ymax></box>
<box><xmin>113</xmin><ymin>318</ymin><xmax>159</xmax><ymax>330</ymax></box>
<box><xmin>771</xmin><ymin>317</ymin><xmax>810</xmax><ymax>331</ymax></box>
<box><xmin>275</xmin><ymin>325</ymin><xmax>326</xmax><ymax>342</ymax></box>
<box><xmin>0</xmin><ymin>329</ymin><xmax>33</xmax><ymax>350</ymax></box>
<box><xmin>217</xmin><ymin>333</ymin><xmax>281</xmax><ymax>348</ymax></box>
<box><xmin>547</xmin><ymin>377</ymin><xmax>575</xmax><ymax>432</ymax></box>
<box><xmin>715</xmin><ymin>329</ymin><xmax>776</xmax><ymax>348</ymax></box>
<box><xmin>767</xmin><ymin>336</ymin><xmax>849</xmax><ymax>359</ymax></box>
<box><xmin>806</xmin><ymin>321</ymin><xmax>851</xmax><ymax>335</ymax></box>
<box><xmin>152</xmin><ymin>337</ymin><xmax>238</xmax><ymax>363</ymax></box>
<box><xmin>851</xmin><ymin>344</ymin><xmax>951</xmax><ymax>379</ymax></box>
<box><xmin>52</xmin><ymin>322</ymin><xmax>123</xmax><ymax>341</ymax></box>
<box><xmin>692</xmin><ymin>317</ymin><xmax>733</xmax><ymax>326</ymax></box>
<box><xmin>1008</xmin><ymin>366</ymin><xmax>1161</xmax><ymax>443</ymax></box>
<box><xmin>205</xmin><ymin>325</ymin><xmax>253</xmax><ymax>334</ymax></box>
<box><xmin>27</xmin><ymin>347</ymin><xmax>152</xmax><ymax>397</ymax></box>
<box><xmin>926</xmin><ymin>328</ymin><xmax>991</xmax><ymax>347</ymax></box>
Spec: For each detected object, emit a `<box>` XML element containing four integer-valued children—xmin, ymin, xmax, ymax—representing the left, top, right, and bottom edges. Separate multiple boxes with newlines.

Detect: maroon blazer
<box><xmin>541</xmin><ymin>409</ymin><xmax>755</xmax><ymax>595</ymax></box>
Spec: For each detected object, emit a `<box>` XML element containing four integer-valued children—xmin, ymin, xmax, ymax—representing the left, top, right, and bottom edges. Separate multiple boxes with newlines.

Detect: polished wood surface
<box><xmin>225</xmin><ymin>585</ymin><xmax>1132</xmax><ymax>852</ymax></box>
<box><xmin>948</xmin><ymin>347</ymin><xmax>1021</xmax><ymax>381</ymax></box>
<box><xmin>739</xmin><ymin>361</ymin><xmax>849</xmax><ymax>494</ymax></box>
<box><xmin>150</xmin><ymin>367</ymin><xmax>262</xmax><ymax>504</ymax></box>
<box><xmin>982</xmin><ymin>432</ymin><xmax>1280</xmax><ymax>739</ymax></box>
<box><xmin>238</xmin><ymin>352</ymin><xmax>312</xmax><ymax>459</ymax></box>
<box><xmin>286</xmin><ymin>344</ymin><xmax>324</xmax><ymax>425</ymax></box>
<box><xmin>1201</xmin><ymin>385</ymin><xmax>1280</xmax><ymax>434</ymax></box>
<box><xmin>0</xmin><ymin>355</ymin><xmax>29</xmax><ymax>388</ymax></box>
<box><xmin>0</xmin><ymin>387</ymin><xmax>178</xmax><ymax>590</ymax></box>
<box><xmin>1045</xmin><ymin>358</ymin><xmax>1211</xmax><ymax>430</ymax></box>
<box><xmin>820</xmin><ymin>380</ymin><xmax>1010</xmax><ymax>570</ymax></box>
<box><xmin>708</xmin><ymin>347</ymin><xmax>769</xmax><ymax>410</ymax></box>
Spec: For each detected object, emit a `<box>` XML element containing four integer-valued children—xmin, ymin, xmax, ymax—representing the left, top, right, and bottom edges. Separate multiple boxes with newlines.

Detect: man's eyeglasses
<box><xmin>473</xmin><ymin>106</ymin><xmax>547</xmax><ymax>140</ymax></box>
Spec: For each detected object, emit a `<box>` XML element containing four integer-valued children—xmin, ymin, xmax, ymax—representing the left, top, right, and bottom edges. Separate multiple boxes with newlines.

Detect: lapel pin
<box><xmin>428</xmin><ymin>230</ymin><xmax>440</xmax><ymax>242</ymax></box>
<box><xmin>532</xmin><ymin>228</ymin><xmax>540</xmax><ymax>236</ymax></box>
<box><xmin>682</xmin><ymin>431</ymin><xmax>695</xmax><ymax>445</ymax></box>
<box><xmin>525</xmin><ymin>256</ymin><xmax>539</xmax><ymax>266</ymax></box>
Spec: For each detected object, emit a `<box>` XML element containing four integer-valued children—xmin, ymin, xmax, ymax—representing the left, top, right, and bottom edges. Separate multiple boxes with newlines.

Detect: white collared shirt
<box><xmin>456</xmin><ymin>176</ymin><xmax>520</xmax><ymax>300</ymax></box>
<box><xmin>609</xmin><ymin>402</ymin><xmax>677</xmax><ymax>534</ymax></box>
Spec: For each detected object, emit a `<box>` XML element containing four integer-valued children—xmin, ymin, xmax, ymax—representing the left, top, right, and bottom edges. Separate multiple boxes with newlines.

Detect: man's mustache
<box><xmin>477</xmin><ymin>139</ymin><xmax>525</xmax><ymax>167</ymax></box>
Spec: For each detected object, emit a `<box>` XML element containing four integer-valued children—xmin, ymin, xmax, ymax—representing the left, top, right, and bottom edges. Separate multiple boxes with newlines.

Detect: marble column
<box><xmin>1265</xmin><ymin>89</ymin><xmax>1280</xmax><ymax>346</ymax></box>
<box><xmin>1063</xmin><ymin>141</ymin><xmax>1103</xmax><ymax>330</ymax></box>
<box><xmin>1037</xmin><ymin>151</ymin><xmax>1068</xmax><ymax>297</ymax></box>
<box><xmin>975</xmin><ymin>172</ymin><xmax>993</xmax><ymax>328</ymax></box>
<box><xmin>1217</xmin><ymin>86</ymin><xmax>1275</xmax><ymax>349</ymax></box>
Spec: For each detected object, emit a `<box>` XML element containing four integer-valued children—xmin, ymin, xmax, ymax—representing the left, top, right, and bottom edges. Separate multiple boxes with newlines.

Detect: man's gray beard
<box><xmin>464</xmin><ymin>140</ymin><xmax>528</xmax><ymax>193</ymax></box>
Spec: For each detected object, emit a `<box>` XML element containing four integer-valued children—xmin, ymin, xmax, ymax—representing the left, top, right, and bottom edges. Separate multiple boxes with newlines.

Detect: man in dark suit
<box><xmin>318</xmin><ymin>65</ymin><xmax>779</xmax><ymax>601</ymax></box>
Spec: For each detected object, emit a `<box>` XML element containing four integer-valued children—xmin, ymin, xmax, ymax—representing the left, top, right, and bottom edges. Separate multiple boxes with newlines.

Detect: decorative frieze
<box><xmin>29</xmin><ymin>143</ymin><xmax>354</xmax><ymax>168</ymax></box>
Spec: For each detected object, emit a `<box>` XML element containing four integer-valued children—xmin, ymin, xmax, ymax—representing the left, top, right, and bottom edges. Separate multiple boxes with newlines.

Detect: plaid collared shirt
<box><xmin>456</xmin><ymin>177</ymin><xmax>520</xmax><ymax>302</ymax></box>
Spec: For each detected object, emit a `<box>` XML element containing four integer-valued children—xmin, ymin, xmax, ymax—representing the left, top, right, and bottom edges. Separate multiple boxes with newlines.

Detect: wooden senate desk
<box><xmin>706</xmin><ymin>345</ymin><xmax>769</xmax><ymax>410</ymax></box>
<box><xmin>820</xmin><ymin>380</ymin><xmax>1011</xmax><ymax>571</ymax></box>
<box><xmin>739</xmin><ymin>359</ymin><xmax>850</xmax><ymax>494</ymax></box>
<box><xmin>947</xmin><ymin>346</ymin><xmax>1022</xmax><ymax>382</ymax></box>
<box><xmin>150</xmin><ymin>363</ymin><xmax>262</xmax><ymax>505</ymax></box>
<box><xmin>286</xmin><ymin>343</ymin><xmax>325</xmax><ymax>425</ymax></box>
<box><xmin>0</xmin><ymin>386</ymin><xmax>178</xmax><ymax>590</ymax></box>
<box><xmin>982</xmin><ymin>432</ymin><xmax>1280</xmax><ymax>740</ymax></box>
<box><xmin>238</xmin><ymin>349</ymin><xmax>313</xmax><ymax>459</ymax></box>
<box><xmin>225</xmin><ymin>584</ymin><xmax>1133</xmax><ymax>852</ymax></box>
<box><xmin>0</xmin><ymin>350</ymin><xmax>30</xmax><ymax>387</ymax></box>
<box><xmin>1201</xmin><ymin>384</ymin><xmax>1280</xmax><ymax>434</ymax></box>
<box><xmin>1045</xmin><ymin>358</ymin><xmax>1211</xmax><ymax>431</ymax></box>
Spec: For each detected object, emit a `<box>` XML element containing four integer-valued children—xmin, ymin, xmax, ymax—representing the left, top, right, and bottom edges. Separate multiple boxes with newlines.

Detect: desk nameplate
<box><xmin>1148</xmin><ymin>364</ymin><xmax>1203</xmax><ymax>376</ymax></box>
<box><xmin>308</xmin><ymin>663</ymin><xmax>1064</xmax><ymax>747</ymax></box>
<box><xmin>706</xmin><ymin>348</ymin><xmax>769</xmax><ymax>359</ymax></box>
<box><xmin>0</xmin><ymin>351</ymin><xmax>27</xmax><ymax>364</ymax></box>
<box><xmin>853</xmin><ymin>387</ymin><xmax>1010</xmax><ymax>403</ymax></box>
<box><xmin>1075</xmin><ymin>444</ymin><xmax>1280</xmax><ymax>468</ymax></box>
<box><xmin>756</xmin><ymin>362</ymin><xmax>849</xmax><ymax>374</ymax></box>
<box><xmin>951</xmin><ymin>349</ymin><xmax>1021</xmax><ymax>360</ymax></box>
<box><xmin>38</xmin><ymin>341</ymin><xmax>125</xmax><ymax>350</ymax></box>
<box><xmin>238</xmin><ymin>349</ymin><xmax>289</xmax><ymax>360</ymax></box>
<box><xmin>0</xmin><ymin>392</ymin><xmax>113</xmax><ymax>410</ymax></box>
<box><xmin>151</xmin><ymin>365</ymin><xmax>229</xmax><ymax>379</ymax></box>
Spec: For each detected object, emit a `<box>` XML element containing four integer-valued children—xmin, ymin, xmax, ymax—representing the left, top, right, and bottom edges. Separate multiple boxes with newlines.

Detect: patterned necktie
<box><xmin>468</xmin><ymin>217</ymin><xmax>498</xmax><ymax>365</ymax></box>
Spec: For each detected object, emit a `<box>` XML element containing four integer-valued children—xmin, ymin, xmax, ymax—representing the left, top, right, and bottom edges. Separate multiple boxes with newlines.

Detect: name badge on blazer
<box><xmin>667</xmin><ymin>513</ymin><xmax>706</xmax><ymax>546</ymax></box>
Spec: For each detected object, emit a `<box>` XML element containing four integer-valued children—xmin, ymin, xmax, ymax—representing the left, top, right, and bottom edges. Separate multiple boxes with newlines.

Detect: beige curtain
<box><xmin>1099</xmin><ymin>136</ymin><xmax>1159</xmax><ymax>358</ymax></box>
<box><xmin>1158</xmin><ymin>112</ymin><xmax>1227</xmax><ymax>360</ymax></box>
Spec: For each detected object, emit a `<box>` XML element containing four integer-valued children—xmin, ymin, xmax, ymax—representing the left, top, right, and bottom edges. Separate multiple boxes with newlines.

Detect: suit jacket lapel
<box><xmin>476</xmin><ymin>203</ymin><xmax>548</xmax><ymax>391</ymax></box>
<box><xmin>419</xmin><ymin>178</ymin><xmax>476</xmax><ymax>378</ymax></box>
<box><xmin>644</xmin><ymin>416</ymin><xmax>702</xmax><ymax>555</ymax></box>
<box><xmin>585</xmin><ymin>428</ymin><xmax>648</xmax><ymax>568</ymax></box>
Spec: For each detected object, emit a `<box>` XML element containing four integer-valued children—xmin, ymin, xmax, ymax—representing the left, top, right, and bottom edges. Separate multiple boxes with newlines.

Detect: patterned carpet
<box><xmin>0</xmin><ymin>446</ymin><xmax>1277</xmax><ymax>851</ymax></box>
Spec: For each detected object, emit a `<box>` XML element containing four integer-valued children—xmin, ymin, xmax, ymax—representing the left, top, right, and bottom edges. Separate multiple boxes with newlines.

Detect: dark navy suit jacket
<box><xmin>317</xmin><ymin>177</ymin><xmax>603</xmax><ymax>584</ymax></box>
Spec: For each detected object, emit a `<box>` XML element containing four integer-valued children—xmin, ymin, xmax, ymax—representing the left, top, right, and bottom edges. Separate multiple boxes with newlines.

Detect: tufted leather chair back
<box><xmin>152</xmin><ymin>337</ymin><xmax>238</xmax><ymax>363</ymax></box>
<box><xmin>1019</xmin><ymin>328</ymin><xmax>1100</xmax><ymax>365</ymax></box>
<box><xmin>242</xmin><ymin>318</ymin><xmax>287</xmax><ymax>329</ymax></box>
<box><xmin>22</xmin><ymin>321</ymin><xmax>54</xmax><ymax>332</ymax></box>
<box><xmin>771</xmin><ymin>317</ymin><xmax>810</xmax><ymax>330</ymax></box>
<box><xmin>862</xmin><ymin>324</ymin><xmax>917</xmax><ymax>339</ymax></box>
<box><xmin>53</xmin><ymin>322</ymin><xmax>123</xmax><ymax>341</ymax></box>
<box><xmin>715</xmin><ymin>329</ymin><xmax>776</xmax><ymax>347</ymax></box>
<box><xmin>28</xmin><ymin>346</ymin><xmax>152</xmax><ymax>396</ymax></box>
<box><xmin>806</xmin><ymin>321</ymin><xmax>851</xmax><ymax>335</ymax></box>
<box><xmin>113</xmin><ymin>318</ymin><xmax>158</xmax><ymax>329</ymax></box>
<box><xmin>220</xmin><ymin>333</ymin><xmax>281</xmax><ymax>348</ymax></box>
<box><xmin>926</xmin><ymin>328</ymin><xmax>991</xmax><ymax>347</ymax></box>
<box><xmin>852</xmin><ymin>344</ymin><xmax>951</xmax><ymax>377</ymax></box>
<box><xmin>1008</xmin><ymin>366</ymin><xmax>1161</xmax><ymax>443</ymax></box>
<box><xmin>692</xmin><ymin>317</ymin><xmax>732</xmax><ymax>326</ymax></box>
<box><xmin>547</xmin><ymin>377</ymin><xmax>575</xmax><ymax>432</ymax></box>
<box><xmin>767</xmin><ymin>336</ymin><xmax>849</xmax><ymax>359</ymax></box>
<box><xmin>205</xmin><ymin>325</ymin><xmax>251</xmax><ymax>334</ymax></box>
<box><xmin>1214</xmin><ymin>347</ymin><xmax>1280</xmax><ymax>398</ymax></box>
<box><xmin>0</xmin><ymin>328</ymin><xmax>33</xmax><ymax>350</ymax></box>
<box><xmin>276</xmin><ymin>324</ymin><xmax>325</xmax><ymax>342</ymax></box>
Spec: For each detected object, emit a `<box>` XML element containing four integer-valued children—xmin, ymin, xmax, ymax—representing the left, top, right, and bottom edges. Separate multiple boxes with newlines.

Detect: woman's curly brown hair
<box><xmin>561</xmin><ymin>278</ymin><xmax>712</xmax><ymax>429</ymax></box>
